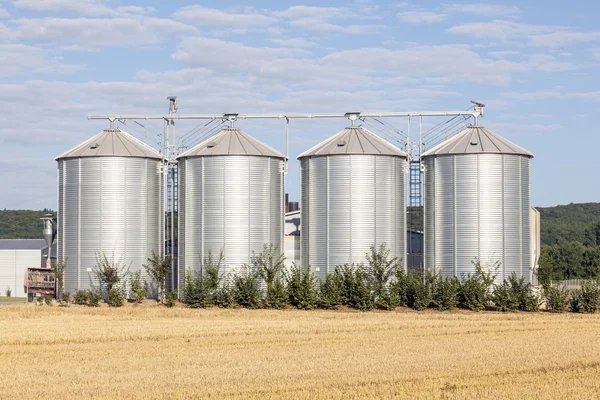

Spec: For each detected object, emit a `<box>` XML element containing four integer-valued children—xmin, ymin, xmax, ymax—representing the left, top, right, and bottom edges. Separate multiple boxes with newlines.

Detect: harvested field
<box><xmin>0</xmin><ymin>303</ymin><xmax>599</xmax><ymax>399</ymax></box>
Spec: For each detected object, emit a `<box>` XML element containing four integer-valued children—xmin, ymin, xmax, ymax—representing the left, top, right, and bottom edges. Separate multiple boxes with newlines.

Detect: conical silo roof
<box><xmin>422</xmin><ymin>125</ymin><xmax>534</xmax><ymax>158</ymax></box>
<box><xmin>177</xmin><ymin>128</ymin><xmax>284</xmax><ymax>159</ymax></box>
<box><xmin>56</xmin><ymin>129</ymin><xmax>162</xmax><ymax>160</ymax></box>
<box><xmin>297</xmin><ymin>127</ymin><xmax>407</xmax><ymax>159</ymax></box>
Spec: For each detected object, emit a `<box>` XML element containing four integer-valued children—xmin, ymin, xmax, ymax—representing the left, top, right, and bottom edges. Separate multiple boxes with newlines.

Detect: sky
<box><xmin>0</xmin><ymin>0</ymin><xmax>598</xmax><ymax>210</ymax></box>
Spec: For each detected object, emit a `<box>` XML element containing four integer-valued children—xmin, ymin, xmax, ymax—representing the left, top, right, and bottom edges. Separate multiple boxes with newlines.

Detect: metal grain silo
<box><xmin>298</xmin><ymin>127</ymin><xmax>408</xmax><ymax>281</ymax></box>
<box><xmin>422</xmin><ymin>125</ymin><xmax>534</xmax><ymax>283</ymax></box>
<box><xmin>56</xmin><ymin>129</ymin><xmax>164</xmax><ymax>293</ymax></box>
<box><xmin>177</xmin><ymin>128</ymin><xmax>285</xmax><ymax>285</ymax></box>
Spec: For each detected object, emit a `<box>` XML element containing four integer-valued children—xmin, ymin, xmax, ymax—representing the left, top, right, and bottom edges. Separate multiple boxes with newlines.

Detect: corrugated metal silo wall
<box><xmin>178</xmin><ymin>156</ymin><xmax>284</xmax><ymax>287</ymax></box>
<box><xmin>423</xmin><ymin>154</ymin><xmax>531</xmax><ymax>284</ymax></box>
<box><xmin>300</xmin><ymin>155</ymin><xmax>407</xmax><ymax>281</ymax></box>
<box><xmin>58</xmin><ymin>157</ymin><xmax>163</xmax><ymax>293</ymax></box>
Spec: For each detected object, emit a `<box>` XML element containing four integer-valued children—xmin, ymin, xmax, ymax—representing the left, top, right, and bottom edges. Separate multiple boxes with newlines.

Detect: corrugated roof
<box><xmin>56</xmin><ymin>129</ymin><xmax>163</xmax><ymax>160</ymax></box>
<box><xmin>0</xmin><ymin>239</ymin><xmax>47</xmax><ymax>250</ymax></box>
<box><xmin>297</xmin><ymin>127</ymin><xmax>407</xmax><ymax>159</ymax></box>
<box><xmin>177</xmin><ymin>128</ymin><xmax>284</xmax><ymax>159</ymax></box>
<box><xmin>422</xmin><ymin>125</ymin><xmax>534</xmax><ymax>158</ymax></box>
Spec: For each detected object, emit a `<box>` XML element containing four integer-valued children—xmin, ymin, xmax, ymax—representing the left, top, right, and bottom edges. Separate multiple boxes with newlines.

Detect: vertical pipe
<box><xmin>170</xmin><ymin>119</ymin><xmax>175</xmax><ymax>291</ymax></box>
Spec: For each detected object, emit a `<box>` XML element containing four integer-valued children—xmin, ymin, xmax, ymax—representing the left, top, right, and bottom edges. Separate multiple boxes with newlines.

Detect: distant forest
<box><xmin>1</xmin><ymin>203</ymin><xmax>599</xmax><ymax>281</ymax></box>
<box><xmin>0</xmin><ymin>209</ymin><xmax>56</xmax><ymax>239</ymax></box>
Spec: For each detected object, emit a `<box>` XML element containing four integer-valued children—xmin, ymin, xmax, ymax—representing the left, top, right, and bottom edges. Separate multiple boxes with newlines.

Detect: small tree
<box><xmin>130</xmin><ymin>270</ymin><xmax>146</xmax><ymax>303</ymax></box>
<box><xmin>366</xmin><ymin>244</ymin><xmax>401</xmax><ymax>310</ymax></box>
<box><xmin>232</xmin><ymin>266</ymin><xmax>261</xmax><ymax>309</ymax></box>
<box><xmin>286</xmin><ymin>263</ymin><xmax>319</xmax><ymax>310</ymax></box>
<box><xmin>183</xmin><ymin>249</ymin><xmax>225</xmax><ymax>308</ymax></box>
<box><xmin>5</xmin><ymin>286</ymin><xmax>11</xmax><ymax>297</ymax></box>
<box><xmin>577</xmin><ymin>280</ymin><xmax>600</xmax><ymax>313</ymax></box>
<box><xmin>544</xmin><ymin>285</ymin><xmax>569</xmax><ymax>313</ymax></box>
<box><xmin>252</xmin><ymin>244</ymin><xmax>286</xmax><ymax>308</ymax></box>
<box><xmin>143</xmin><ymin>251</ymin><xmax>172</xmax><ymax>304</ymax></box>
<box><xmin>406</xmin><ymin>273</ymin><xmax>432</xmax><ymax>310</ymax></box>
<box><xmin>91</xmin><ymin>252</ymin><xmax>129</xmax><ymax>300</ymax></box>
<box><xmin>337</xmin><ymin>264</ymin><xmax>374</xmax><ymax>311</ymax></box>
<box><xmin>431</xmin><ymin>275</ymin><xmax>460</xmax><ymax>311</ymax></box>
<box><xmin>53</xmin><ymin>260</ymin><xmax>67</xmax><ymax>300</ymax></box>
<box><xmin>319</xmin><ymin>272</ymin><xmax>345</xmax><ymax>310</ymax></box>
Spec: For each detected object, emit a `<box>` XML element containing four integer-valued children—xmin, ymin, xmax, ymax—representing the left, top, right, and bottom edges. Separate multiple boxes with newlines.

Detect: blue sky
<box><xmin>0</xmin><ymin>0</ymin><xmax>598</xmax><ymax>209</ymax></box>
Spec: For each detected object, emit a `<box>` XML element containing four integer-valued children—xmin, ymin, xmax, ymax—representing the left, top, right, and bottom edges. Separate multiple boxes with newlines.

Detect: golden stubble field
<box><xmin>0</xmin><ymin>303</ymin><xmax>599</xmax><ymax>399</ymax></box>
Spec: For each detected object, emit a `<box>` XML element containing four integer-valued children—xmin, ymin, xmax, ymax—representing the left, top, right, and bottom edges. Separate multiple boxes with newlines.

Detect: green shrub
<box><xmin>570</xmin><ymin>292</ymin><xmax>582</xmax><ymax>312</ymax></box>
<box><xmin>36</xmin><ymin>296</ymin><xmax>44</xmax><ymax>305</ymax></box>
<box><xmin>61</xmin><ymin>291</ymin><xmax>71</xmax><ymax>302</ymax></box>
<box><xmin>165</xmin><ymin>290</ymin><xmax>178</xmax><ymax>308</ymax></box>
<box><xmin>73</xmin><ymin>290</ymin><xmax>89</xmax><ymax>305</ymax></box>
<box><xmin>233</xmin><ymin>267</ymin><xmax>261</xmax><ymax>309</ymax></box>
<box><xmin>130</xmin><ymin>270</ymin><xmax>146</xmax><ymax>303</ymax></box>
<box><xmin>107</xmin><ymin>286</ymin><xmax>126</xmax><ymax>307</ymax></box>
<box><xmin>265</xmin><ymin>277</ymin><xmax>287</xmax><ymax>309</ymax></box>
<box><xmin>86</xmin><ymin>290</ymin><xmax>101</xmax><ymax>307</ymax></box>
<box><xmin>252</xmin><ymin>244</ymin><xmax>286</xmax><ymax>308</ymax></box>
<box><xmin>545</xmin><ymin>286</ymin><xmax>569</xmax><ymax>313</ymax></box>
<box><xmin>215</xmin><ymin>279</ymin><xmax>235</xmax><ymax>308</ymax></box>
<box><xmin>286</xmin><ymin>264</ymin><xmax>319</xmax><ymax>310</ymax></box>
<box><xmin>337</xmin><ymin>265</ymin><xmax>374</xmax><ymax>311</ymax></box>
<box><xmin>319</xmin><ymin>273</ymin><xmax>345</xmax><ymax>310</ymax></box>
<box><xmin>143</xmin><ymin>251</ymin><xmax>172</xmax><ymax>304</ymax></box>
<box><xmin>577</xmin><ymin>281</ymin><xmax>600</xmax><ymax>313</ymax></box>
<box><xmin>406</xmin><ymin>274</ymin><xmax>432</xmax><ymax>311</ymax></box>
<box><xmin>390</xmin><ymin>269</ymin><xmax>410</xmax><ymax>307</ymax></box>
<box><xmin>183</xmin><ymin>249</ymin><xmax>225</xmax><ymax>308</ymax></box>
<box><xmin>5</xmin><ymin>286</ymin><xmax>11</xmax><ymax>297</ymax></box>
<box><xmin>458</xmin><ymin>275</ymin><xmax>488</xmax><ymax>311</ymax></box>
<box><xmin>184</xmin><ymin>273</ymin><xmax>214</xmax><ymax>308</ymax></box>
<box><xmin>366</xmin><ymin>244</ymin><xmax>401</xmax><ymax>310</ymax></box>
<box><xmin>431</xmin><ymin>275</ymin><xmax>460</xmax><ymax>311</ymax></box>
<box><xmin>92</xmin><ymin>253</ymin><xmax>129</xmax><ymax>300</ymax></box>
<box><xmin>491</xmin><ymin>280</ymin><xmax>519</xmax><ymax>312</ymax></box>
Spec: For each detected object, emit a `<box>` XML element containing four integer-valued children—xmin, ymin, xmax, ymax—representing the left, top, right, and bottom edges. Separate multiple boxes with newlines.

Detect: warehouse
<box><xmin>0</xmin><ymin>239</ymin><xmax>47</xmax><ymax>298</ymax></box>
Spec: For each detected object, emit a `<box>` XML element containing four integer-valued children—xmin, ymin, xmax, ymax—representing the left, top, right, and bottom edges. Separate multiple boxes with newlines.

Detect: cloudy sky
<box><xmin>0</xmin><ymin>0</ymin><xmax>598</xmax><ymax>209</ymax></box>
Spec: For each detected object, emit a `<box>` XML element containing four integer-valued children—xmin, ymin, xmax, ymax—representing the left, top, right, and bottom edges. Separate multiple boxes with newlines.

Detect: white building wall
<box><xmin>0</xmin><ymin>250</ymin><xmax>41</xmax><ymax>297</ymax></box>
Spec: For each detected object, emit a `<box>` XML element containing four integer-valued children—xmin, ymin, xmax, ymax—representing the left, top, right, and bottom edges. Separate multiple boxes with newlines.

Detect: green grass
<box><xmin>0</xmin><ymin>296</ymin><xmax>27</xmax><ymax>303</ymax></box>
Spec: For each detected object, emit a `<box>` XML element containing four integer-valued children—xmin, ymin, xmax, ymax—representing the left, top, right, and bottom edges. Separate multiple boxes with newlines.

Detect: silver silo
<box><xmin>177</xmin><ymin>128</ymin><xmax>285</xmax><ymax>286</ymax></box>
<box><xmin>298</xmin><ymin>126</ymin><xmax>408</xmax><ymax>281</ymax></box>
<box><xmin>56</xmin><ymin>129</ymin><xmax>164</xmax><ymax>293</ymax></box>
<box><xmin>422</xmin><ymin>125</ymin><xmax>534</xmax><ymax>283</ymax></box>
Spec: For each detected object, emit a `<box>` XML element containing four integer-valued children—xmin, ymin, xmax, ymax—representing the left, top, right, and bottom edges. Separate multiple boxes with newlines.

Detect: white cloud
<box><xmin>449</xmin><ymin>20</ymin><xmax>600</xmax><ymax>48</ymax></box>
<box><xmin>0</xmin><ymin>44</ymin><xmax>81</xmax><ymax>75</ymax></box>
<box><xmin>268</xmin><ymin>38</ymin><xmax>318</xmax><ymax>48</ymax></box>
<box><xmin>588</xmin><ymin>48</ymin><xmax>600</xmax><ymax>59</ymax></box>
<box><xmin>488</xmin><ymin>121</ymin><xmax>562</xmax><ymax>136</ymax></box>
<box><xmin>273</xmin><ymin>6</ymin><xmax>348</xmax><ymax>20</ymax></box>
<box><xmin>274</xmin><ymin>5</ymin><xmax>384</xmax><ymax>34</ymax></box>
<box><xmin>444</xmin><ymin>3</ymin><xmax>520</xmax><ymax>17</ymax></box>
<box><xmin>529</xmin><ymin>31</ymin><xmax>600</xmax><ymax>48</ymax></box>
<box><xmin>397</xmin><ymin>11</ymin><xmax>446</xmax><ymax>24</ymax></box>
<box><xmin>0</xmin><ymin>8</ymin><xmax>10</xmax><ymax>18</ymax></box>
<box><xmin>173</xmin><ymin>5</ymin><xmax>277</xmax><ymax>31</ymax></box>
<box><xmin>12</xmin><ymin>0</ymin><xmax>155</xmax><ymax>16</ymax></box>
<box><xmin>448</xmin><ymin>20</ymin><xmax>558</xmax><ymax>41</ymax></box>
<box><xmin>11</xmin><ymin>17</ymin><xmax>197</xmax><ymax>47</ymax></box>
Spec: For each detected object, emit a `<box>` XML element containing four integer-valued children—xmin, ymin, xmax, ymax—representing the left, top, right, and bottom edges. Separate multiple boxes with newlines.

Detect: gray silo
<box><xmin>298</xmin><ymin>126</ymin><xmax>408</xmax><ymax>281</ymax></box>
<box><xmin>177</xmin><ymin>128</ymin><xmax>285</xmax><ymax>286</ymax></box>
<box><xmin>56</xmin><ymin>129</ymin><xmax>164</xmax><ymax>293</ymax></box>
<box><xmin>422</xmin><ymin>125</ymin><xmax>534</xmax><ymax>283</ymax></box>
